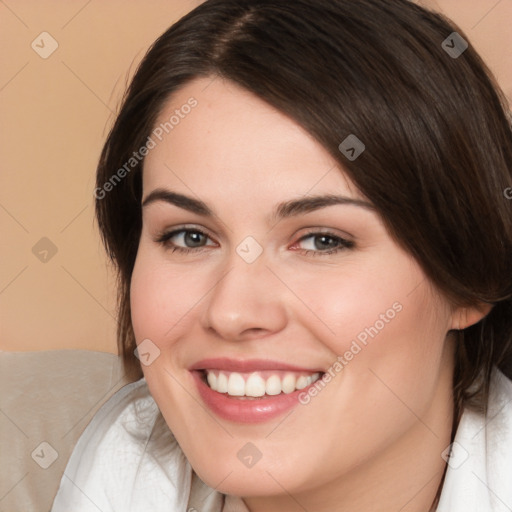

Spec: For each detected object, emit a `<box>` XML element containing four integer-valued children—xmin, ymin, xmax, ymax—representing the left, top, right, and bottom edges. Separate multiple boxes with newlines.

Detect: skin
<box><xmin>130</xmin><ymin>76</ymin><xmax>488</xmax><ymax>512</ymax></box>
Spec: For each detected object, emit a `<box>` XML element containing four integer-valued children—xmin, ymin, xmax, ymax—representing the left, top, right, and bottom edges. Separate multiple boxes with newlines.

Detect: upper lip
<box><xmin>189</xmin><ymin>358</ymin><xmax>324</xmax><ymax>373</ymax></box>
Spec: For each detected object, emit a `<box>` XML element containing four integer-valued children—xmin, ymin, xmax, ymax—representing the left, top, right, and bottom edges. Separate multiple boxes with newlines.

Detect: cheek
<box><xmin>130</xmin><ymin>263</ymin><xmax>167</xmax><ymax>343</ymax></box>
<box><xmin>292</xmin><ymin>257</ymin><xmax>452</xmax><ymax>412</ymax></box>
<box><xmin>283</xmin><ymin>260</ymin><xmax>421</xmax><ymax>357</ymax></box>
<box><xmin>130</xmin><ymin>252</ymin><xmax>205</xmax><ymax>344</ymax></box>
<box><xmin>319</xmin><ymin>276</ymin><xmax>452</xmax><ymax>445</ymax></box>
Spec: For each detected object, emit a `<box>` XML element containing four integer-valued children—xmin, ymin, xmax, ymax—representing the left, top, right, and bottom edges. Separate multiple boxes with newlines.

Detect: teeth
<box><xmin>207</xmin><ymin>372</ymin><xmax>217</xmax><ymax>389</ymax></box>
<box><xmin>227</xmin><ymin>372</ymin><xmax>246</xmax><ymax>396</ymax></box>
<box><xmin>282</xmin><ymin>374</ymin><xmax>296</xmax><ymax>394</ymax></box>
<box><xmin>217</xmin><ymin>372</ymin><xmax>228</xmax><ymax>393</ymax></box>
<box><xmin>266</xmin><ymin>375</ymin><xmax>282</xmax><ymax>396</ymax></box>
<box><xmin>246</xmin><ymin>373</ymin><xmax>266</xmax><ymax>397</ymax></box>
<box><xmin>205</xmin><ymin>370</ymin><xmax>321</xmax><ymax>397</ymax></box>
<box><xmin>296</xmin><ymin>375</ymin><xmax>309</xmax><ymax>390</ymax></box>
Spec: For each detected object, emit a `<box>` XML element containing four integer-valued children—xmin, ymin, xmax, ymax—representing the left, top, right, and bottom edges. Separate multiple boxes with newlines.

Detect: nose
<box><xmin>201</xmin><ymin>252</ymin><xmax>288</xmax><ymax>342</ymax></box>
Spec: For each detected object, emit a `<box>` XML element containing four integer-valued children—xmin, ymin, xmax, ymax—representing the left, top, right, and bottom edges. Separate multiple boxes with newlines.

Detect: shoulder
<box><xmin>51</xmin><ymin>379</ymin><xmax>193</xmax><ymax>512</ymax></box>
<box><xmin>437</xmin><ymin>369</ymin><xmax>512</xmax><ymax>512</ymax></box>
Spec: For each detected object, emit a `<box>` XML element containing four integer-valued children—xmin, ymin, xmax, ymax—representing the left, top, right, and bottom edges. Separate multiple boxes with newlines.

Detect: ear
<box><xmin>450</xmin><ymin>302</ymin><xmax>493</xmax><ymax>330</ymax></box>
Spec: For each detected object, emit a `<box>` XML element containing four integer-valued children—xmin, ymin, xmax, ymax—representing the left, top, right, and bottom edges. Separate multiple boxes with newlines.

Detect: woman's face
<box><xmin>131</xmin><ymin>77</ymin><xmax>463</xmax><ymax>502</ymax></box>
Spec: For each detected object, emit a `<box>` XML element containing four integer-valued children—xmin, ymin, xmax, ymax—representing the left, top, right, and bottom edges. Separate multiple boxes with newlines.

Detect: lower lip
<box><xmin>191</xmin><ymin>371</ymin><xmax>318</xmax><ymax>424</ymax></box>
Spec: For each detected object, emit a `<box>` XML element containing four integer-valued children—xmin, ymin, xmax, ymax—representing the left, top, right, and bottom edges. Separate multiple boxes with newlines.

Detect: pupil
<box><xmin>185</xmin><ymin>232</ymin><xmax>204</xmax><ymax>247</ymax></box>
<box><xmin>315</xmin><ymin>235</ymin><xmax>335</xmax><ymax>250</ymax></box>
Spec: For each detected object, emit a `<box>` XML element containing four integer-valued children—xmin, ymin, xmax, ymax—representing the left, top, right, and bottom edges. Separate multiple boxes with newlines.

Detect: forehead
<box><xmin>142</xmin><ymin>76</ymin><xmax>362</xmax><ymax>203</ymax></box>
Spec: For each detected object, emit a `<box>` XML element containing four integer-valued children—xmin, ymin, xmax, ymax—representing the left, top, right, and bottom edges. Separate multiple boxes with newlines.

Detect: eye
<box><xmin>292</xmin><ymin>231</ymin><xmax>354</xmax><ymax>256</ymax></box>
<box><xmin>156</xmin><ymin>228</ymin><xmax>216</xmax><ymax>253</ymax></box>
<box><xmin>155</xmin><ymin>227</ymin><xmax>353</xmax><ymax>256</ymax></box>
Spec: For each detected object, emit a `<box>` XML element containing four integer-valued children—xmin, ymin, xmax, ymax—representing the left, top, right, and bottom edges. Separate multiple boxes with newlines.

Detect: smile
<box><xmin>204</xmin><ymin>370</ymin><xmax>322</xmax><ymax>397</ymax></box>
<box><xmin>190</xmin><ymin>358</ymin><xmax>325</xmax><ymax>423</ymax></box>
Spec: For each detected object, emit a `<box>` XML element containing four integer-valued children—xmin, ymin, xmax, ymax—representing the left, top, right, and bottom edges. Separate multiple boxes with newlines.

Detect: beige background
<box><xmin>1</xmin><ymin>0</ymin><xmax>511</xmax><ymax>354</ymax></box>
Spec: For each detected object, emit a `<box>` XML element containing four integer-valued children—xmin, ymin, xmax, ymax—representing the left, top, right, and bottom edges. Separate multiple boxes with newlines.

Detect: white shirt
<box><xmin>52</xmin><ymin>369</ymin><xmax>512</xmax><ymax>512</ymax></box>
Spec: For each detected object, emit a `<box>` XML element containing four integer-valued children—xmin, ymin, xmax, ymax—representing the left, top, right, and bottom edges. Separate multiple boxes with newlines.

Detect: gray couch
<box><xmin>0</xmin><ymin>350</ymin><xmax>129</xmax><ymax>512</ymax></box>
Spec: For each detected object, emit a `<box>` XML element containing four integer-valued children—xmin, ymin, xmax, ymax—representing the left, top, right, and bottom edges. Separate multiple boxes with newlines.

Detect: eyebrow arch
<box><xmin>141</xmin><ymin>188</ymin><xmax>375</xmax><ymax>220</ymax></box>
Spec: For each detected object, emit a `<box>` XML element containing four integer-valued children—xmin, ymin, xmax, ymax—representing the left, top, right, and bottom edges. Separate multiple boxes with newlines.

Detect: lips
<box><xmin>189</xmin><ymin>358</ymin><xmax>325</xmax><ymax>423</ymax></box>
<box><xmin>189</xmin><ymin>358</ymin><xmax>324</xmax><ymax>373</ymax></box>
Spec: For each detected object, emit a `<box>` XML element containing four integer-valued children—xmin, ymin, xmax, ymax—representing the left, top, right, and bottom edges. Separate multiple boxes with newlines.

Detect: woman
<box><xmin>52</xmin><ymin>0</ymin><xmax>512</xmax><ymax>510</ymax></box>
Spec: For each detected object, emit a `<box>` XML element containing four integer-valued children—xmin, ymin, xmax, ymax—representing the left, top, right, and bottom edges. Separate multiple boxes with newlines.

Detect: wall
<box><xmin>1</xmin><ymin>0</ymin><xmax>510</xmax><ymax>353</ymax></box>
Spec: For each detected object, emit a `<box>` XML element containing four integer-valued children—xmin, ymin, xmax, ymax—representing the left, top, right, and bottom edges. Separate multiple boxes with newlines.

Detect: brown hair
<box><xmin>96</xmin><ymin>0</ymin><xmax>512</xmax><ymax>421</ymax></box>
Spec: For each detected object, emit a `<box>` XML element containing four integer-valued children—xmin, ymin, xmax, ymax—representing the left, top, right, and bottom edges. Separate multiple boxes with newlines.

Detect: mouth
<box><xmin>189</xmin><ymin>358</ymin><xmax>326</xmax><ymax>423</ymax></box>
<box><xmin>199</xmin><ymin>369</ymin><xmax>322</xmax><ymax>399</ymax></box>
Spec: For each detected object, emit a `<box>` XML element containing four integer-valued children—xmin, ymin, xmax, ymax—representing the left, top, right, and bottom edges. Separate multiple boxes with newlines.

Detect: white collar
<box><xmin>436</xmin><ymin>369</ymin><xmax>512</xmax><ymax>511</ymax></box>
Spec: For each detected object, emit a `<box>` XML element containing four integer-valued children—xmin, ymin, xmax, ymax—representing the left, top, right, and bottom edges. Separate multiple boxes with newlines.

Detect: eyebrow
<box><xmin>141</xmin><ymin>188</ymin><xmax>375</xmax><ymax>221</ymax></box>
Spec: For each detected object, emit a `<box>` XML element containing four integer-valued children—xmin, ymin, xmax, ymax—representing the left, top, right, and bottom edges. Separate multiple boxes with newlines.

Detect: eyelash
<box><xmin>155</xmin><ymin>228</ymin><xmax>354</xmax><ymax>256</ymax></box>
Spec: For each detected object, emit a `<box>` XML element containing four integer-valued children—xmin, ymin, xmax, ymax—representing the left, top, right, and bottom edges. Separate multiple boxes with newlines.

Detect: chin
<box><xmin>199</xmin><ymin>467</ymin><xmax>286</xmax><ymax>497</ymax></box>
<box><xmin>190</xmin><ymin>448</ymin><xmax>318</xmax><ymax>498</ymax></box>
